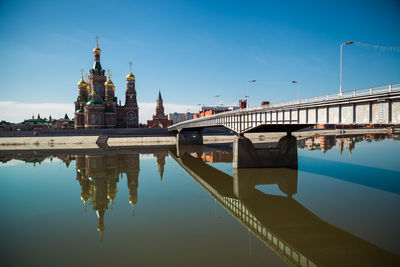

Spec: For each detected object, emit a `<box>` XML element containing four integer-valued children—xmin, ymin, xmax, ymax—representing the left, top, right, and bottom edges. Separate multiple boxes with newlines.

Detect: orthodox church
<box><xmin>74</xmin><ymin>40</ymin><xmax>139</xmax><ymax>129</ymax></box>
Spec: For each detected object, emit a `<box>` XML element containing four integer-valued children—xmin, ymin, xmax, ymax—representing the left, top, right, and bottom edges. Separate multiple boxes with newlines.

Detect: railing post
<box><xmin>389</xmin><ymin>84</ymin><xmax>392</xmax><ymax>92</ymax></box>
<box><xmin>353</xmin><ymin>91</ymin><xmax>356</xmax><ymax>97</ymax></box>
<box><xmin>370</xmin><ymin>88</ymin><xmax>373</xmax><ymax>95</ymax></box>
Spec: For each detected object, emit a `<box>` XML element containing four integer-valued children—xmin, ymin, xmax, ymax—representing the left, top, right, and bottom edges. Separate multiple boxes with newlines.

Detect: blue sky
<box><xmin>0</xmin><ymin>0</ymin><xmax>399</xmax><ymax>122</ymax></box>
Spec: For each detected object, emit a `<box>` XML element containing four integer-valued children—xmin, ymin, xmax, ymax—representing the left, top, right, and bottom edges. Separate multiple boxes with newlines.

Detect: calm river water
<box><xmin>0</xmin><ymin>134</ymin><xmax>399</xmax><ymax>266</ymax></box>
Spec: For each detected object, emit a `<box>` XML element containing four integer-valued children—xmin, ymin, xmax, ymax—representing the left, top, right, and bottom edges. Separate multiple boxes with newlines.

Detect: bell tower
<box><xmin>125</xmin><ymin>61</ymin><xmax>138</xmax><ymax>107</ymax></box>
<box><xmin>120</xmin><ymin>61</ymin><xmax>139</xmax><ymax>127</ymax></box>
<box><xmin>88</xmin><ymin>36</ymin><xmax>106</xmax><ymax>101</ymax></box>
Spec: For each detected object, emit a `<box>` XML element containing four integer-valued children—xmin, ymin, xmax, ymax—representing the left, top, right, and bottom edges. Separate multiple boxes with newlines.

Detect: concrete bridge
<box><xmin>169</xmin><ymin>84</ymin><xmax>400</xmax><ymax>135</ymax></box>
<box><xmin>169</xmin><ymin>148</ymin><xmax>400</xmax><ymax>266</ymax></box>
<box><xmin>169</xmin><ymin>84</ymin><xmax>400</xmax><ymax>168</ymax></box>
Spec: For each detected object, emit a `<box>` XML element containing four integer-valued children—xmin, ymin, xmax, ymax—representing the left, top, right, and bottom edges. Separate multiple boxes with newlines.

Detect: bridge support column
<box><xmin>176</xmin><ymin>131</ymin><xmax>203</xmax><ymax>146</ymax></box>
<box><xmin>176</xmin><ymin>131</ymin><xmax>203</xmax><ymax>158</ymax></box>
<box><xmin>233</xmin><ymin>134</ymin><xmax>297</xmax><ymax>169</ymax></box>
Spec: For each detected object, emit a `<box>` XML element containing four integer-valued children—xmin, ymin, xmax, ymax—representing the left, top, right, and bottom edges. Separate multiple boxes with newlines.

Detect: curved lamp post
<box><xmin>247</xmin><ymin>80</ymin><xmax>256</xmax><ymax>107</ymax></box>
<box><xmin>340</xmin><ymin>41</ymin><xmax>354</xmax><ymax>96</ymax></box>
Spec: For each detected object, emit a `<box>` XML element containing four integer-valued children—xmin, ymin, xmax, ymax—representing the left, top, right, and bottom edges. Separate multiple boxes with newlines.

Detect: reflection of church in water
<box><xmin>74</xmin><ymin>152</ymin><xmax>167</xmax><ymax>240</ymax></box>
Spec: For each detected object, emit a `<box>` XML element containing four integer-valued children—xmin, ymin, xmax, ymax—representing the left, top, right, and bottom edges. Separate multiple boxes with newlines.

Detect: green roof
<box><xmin>93</xmin><ymin>61</ymin><xmax>102</xmax><ymax>71</ymax></box>
<box><xmin>86</xmin><ymin>99</ymin><xmax>102</xmax><ymax>106</ymax></box>
<box><xmin>64</xmin><ymin>113</ymin><xmax>69</xmax><ymax>120</ymax></box>
<box><xmin>24</xmin><ymin>121</ymin><xmax>45</xmax><ymax>126</ymax></box>
<box><xmin>105</xmin><ymin>107</ymin><xmax>114</xmax><ymax>113</ymax></box>
<box><xmin>76</xmin><ymin>108</ymin><xmax>84</xmax><ymax>114</ymax></box>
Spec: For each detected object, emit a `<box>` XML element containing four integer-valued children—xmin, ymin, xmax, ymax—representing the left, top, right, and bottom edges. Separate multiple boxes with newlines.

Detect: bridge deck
<box><xmin>169</xmin><ymin>83</ymin><xmax>400</xmax><ymax>134</ymax></box>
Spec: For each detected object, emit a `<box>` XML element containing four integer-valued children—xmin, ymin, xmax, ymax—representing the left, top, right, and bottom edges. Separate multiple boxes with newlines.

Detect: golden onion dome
<box><xmin>93</xmin><ymin>45</ymin><xmax>101</xmax><ymax>54</ymax></box>
<box><xmin>78</xmin><ymin>77</ymin><xmax>87</xmax><ymax>88</ymax></box>
<box><xmin>126</xmin><ymin>72</ymin><xmax>135</xmax><ymax>81</ymax></box>
<box><xmin>105</xmin><ymin>78</ymin><xmax>114</xmax><ymax>88</ymax></box>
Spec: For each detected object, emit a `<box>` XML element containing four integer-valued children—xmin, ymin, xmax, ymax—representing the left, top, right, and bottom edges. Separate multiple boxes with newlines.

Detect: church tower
<box><xmin>155</xmin><ymin>90</ymin><xmax>164</xmax><ymax>116</ymax></box>
<box><xmin>125</xmin><ymin>62</ymin><xmax>138</xmax><ymax>108</ymax></box>
<box><xmin>117</xmin><ymin>62</ymin><xmax>138</xmax><ymax>127</ymax></box>
<box><xmin>147</xmin><ymin>90</ymin><xmax>171</xmax><ymax>128</ymax></box>
<box><xmin>88</xmin><ymin>37</ymin><xmax>106</xmax><ymax>101</ymax></box>
<box><xmin>74</xmin><ymin>73</ymin><xmax>87</xmax><ymax>129</ymax></box>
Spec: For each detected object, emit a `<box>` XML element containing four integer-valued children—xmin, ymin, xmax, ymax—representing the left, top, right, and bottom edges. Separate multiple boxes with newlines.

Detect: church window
<box><xmin>129</xmin><ymin>113</ymin><xmax>134</xmax><ymax>121</ymax></box>
<box><xmin>95</xmin><ymin>83</ymin><xmax>98</xmax><ymax>92</ymax></box>
<box><xmin>129</xmin><ymin>83</ymin><xmax>133</xmax><ymax>88</ymax></box>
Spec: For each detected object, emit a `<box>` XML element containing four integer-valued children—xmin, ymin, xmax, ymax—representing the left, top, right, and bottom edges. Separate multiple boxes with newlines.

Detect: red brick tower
<box><xmin>147</xmin><ymin>91</ymin><xmax>171</xmax><ymax>128</ymax></box>
<box><xmin>155</xmin><ymin>91</ymin><xmax>165</xmax><ymax>116</ymax></box>
<box><xmin>104</xmin><ymin>71</ymin><xmax>117</xmax><ymax>128</ymax></box>
<box><xmin>74</xmin><ymin>74</ymin><xmax>87</xmax><ymax>129</ymax></box>
<box><xmin>117</xmin><ymin>62</ymin><xmax>139</xmax><ymax>127</ymax></box>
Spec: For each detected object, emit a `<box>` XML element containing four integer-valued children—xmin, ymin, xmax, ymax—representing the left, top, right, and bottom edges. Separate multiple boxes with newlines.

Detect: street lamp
<box><xmin>340</xmin><ymin>41</ymin><xmax>354</xmax><ymax>96</ymax></box>
<box><xmin>247</xmin><ymin>80</ymin><xmax>256</xmax><ymax>107</ymax></box>
<box><xmin>291</xmin><ymin>81</ymin><xmax>299</xmax><ymax>99</ymax></box>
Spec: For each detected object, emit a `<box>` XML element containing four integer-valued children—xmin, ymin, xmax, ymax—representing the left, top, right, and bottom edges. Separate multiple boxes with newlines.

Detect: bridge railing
<box><xmin>257</xmin><ymin>83</ymin><xmax>400</xmax><ymax>110</ymax></box>
<box><xmin>169</xmin><ymin>83</ymin><xmax>400</xmax><ymax>128</ymax></box>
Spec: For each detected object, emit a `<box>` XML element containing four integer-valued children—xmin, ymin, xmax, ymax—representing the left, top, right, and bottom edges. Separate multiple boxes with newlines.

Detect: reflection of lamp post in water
<box><xmin>247</xmin><ymin>80</ymin><xmax>256</xmax><ymax>108</ymax></box>
<box><xmin>340</xmin><ymin>41</ymin><xmax>354</xmax><ymax>96</ymax></box>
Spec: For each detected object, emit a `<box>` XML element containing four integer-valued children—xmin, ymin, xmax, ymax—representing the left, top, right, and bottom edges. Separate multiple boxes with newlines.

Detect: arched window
<box><xmin>95</xmin><ymin>83</ymin><xmax>98</xmax><ymax>92</ymax></box>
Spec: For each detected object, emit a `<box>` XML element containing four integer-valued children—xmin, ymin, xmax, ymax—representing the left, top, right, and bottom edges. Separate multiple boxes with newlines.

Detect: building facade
<box><xmin>74</xmin><ymin>42</ymin><xmax>139</xmax><ymax>129</ymax></box>
<box><xmin>168</xmin><ymin>112</ymin><xmax>196</xmax><ymax>124</ymax></box>
<box><xmin>147</xmin><ymin>91</ymin><xmax>172</xmax><ymax>128</ymax></box>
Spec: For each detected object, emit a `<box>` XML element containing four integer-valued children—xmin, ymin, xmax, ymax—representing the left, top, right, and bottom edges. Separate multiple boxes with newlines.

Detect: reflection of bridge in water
<box><xmin>169</xmin><ymin>147</ymin><xmax>400</xmax><ymax>266</ymax></box>
<box><xmin>1</xmin><ymin>134</ymin><xmax>399</xmax><ymax>264</ymax></box>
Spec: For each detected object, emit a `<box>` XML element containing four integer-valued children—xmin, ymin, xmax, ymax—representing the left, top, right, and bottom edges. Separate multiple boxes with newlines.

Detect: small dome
<box><xmin>126</xmin><ymin>72</ymin><xmax>135</xmax><ymax>81</ymax></box>
<box><xmin>105</xmin><ymin>78</ymin><xmax>114</xmax><ymax>87</ymax></box>
<box><xmin>77</xmin><ymin>77</ymin><xmax>87</xmax><ymax>88</ymax></box>
<box><xmin>93</xmin><ymin>46</ymin><xmax>101</xmax><ymax>54</ymax></box>
<box><xmin>75</xmin><ymin>108</ymin><xmax>84</xmax><ymax>114</ymax></box>
<box><xmin>86</xmin><ymin>99</ymin><xmax>102</xmax><ymax>106</ymax></box>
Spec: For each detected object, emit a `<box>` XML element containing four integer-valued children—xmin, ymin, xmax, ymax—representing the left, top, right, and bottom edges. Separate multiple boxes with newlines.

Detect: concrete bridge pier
<box><xmin>176</xmin><ymin>131</ymin><xmax>204</xmax><ymax>158</ymax></box>
<box><xmin>176</xmin><ymin>131</ymin><xmax>203</xmax><ymax>146</ymax></box>
<box><xmin>233</xmin><ymin>133</ymin><xmax>298</xmax><ymax>169</ymax></box>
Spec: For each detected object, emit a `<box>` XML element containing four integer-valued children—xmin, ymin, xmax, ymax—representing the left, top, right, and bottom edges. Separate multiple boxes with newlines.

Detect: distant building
<box><xmin>147</xmin><ymin>91</ymin><xmax>172</xmax><ymax>128</ymax></box>
<box><xmin>53</xmin><ymin>114</ymin><xmax>74</xmax><ymax>129</ymax></box>
<box><xmin>186</xmin><ymin>112</ymin><xmax>195</xmax><ymax>120</ymax></box>
<box><xmin>0</xmin><ymin>121</ymin><xmax>15</xmax><ymax>131</ymax></box>
<box><xmin>168</xmin><ymin>112</ymin><xmax>196</xmax><ymax>124</ymax></box>
<box><xmin>0</xmin><ymin>114</ymin><xmax>74</xmax><ymax>131</ymax></box>
<box><xmin>239</xmin><ymin>99</ymin><xmax>247</xmax><ymax>109</ymax></box>
<box><xmin>194</xmin><ymin>105</ymin><xmax>239</xmax><ymax>118</ymax></box>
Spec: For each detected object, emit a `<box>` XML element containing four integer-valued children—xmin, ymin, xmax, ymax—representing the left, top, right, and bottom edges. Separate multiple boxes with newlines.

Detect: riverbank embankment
<box><xmin>0</xmin><ymin>127</ymin><xmax>393</xmax><ymax>150</ymax></box>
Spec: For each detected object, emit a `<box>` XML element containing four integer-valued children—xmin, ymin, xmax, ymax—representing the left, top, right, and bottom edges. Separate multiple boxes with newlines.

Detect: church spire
<box><xmin>157</xmin><ymin>90</ymin><xmax>163</xmax><ymax>102</ymax></box>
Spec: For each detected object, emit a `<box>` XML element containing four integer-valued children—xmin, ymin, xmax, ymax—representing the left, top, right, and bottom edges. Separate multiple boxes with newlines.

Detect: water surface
<box><xmin>0</xmin><ymin>134</ymin><xmax>399</xmax><ymax>266</ymax></box>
